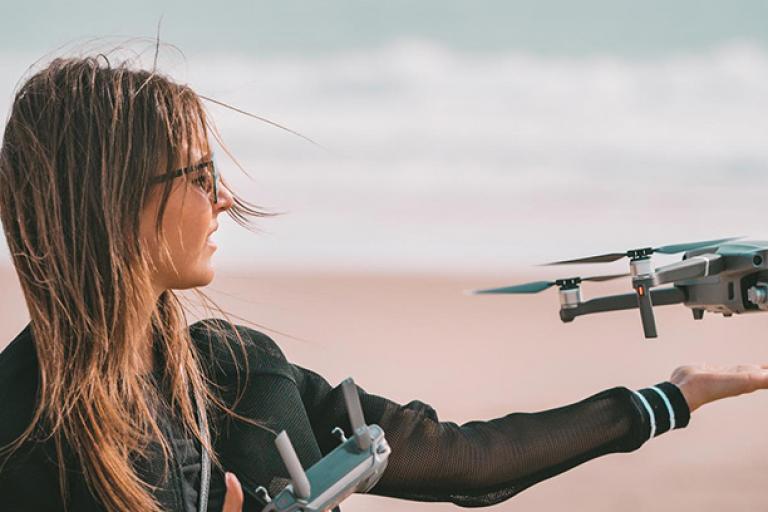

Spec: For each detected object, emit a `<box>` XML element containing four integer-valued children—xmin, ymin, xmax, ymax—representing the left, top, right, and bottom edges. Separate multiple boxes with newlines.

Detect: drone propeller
<box><xmin>471</xmin><ymin>273</ymin><xmax>629</xmax><ymax>295</ymax></box>
<box><xmin>543</xmin><ymin>237</ymin><xmax>740</xmax><ymax>265</ymax></box>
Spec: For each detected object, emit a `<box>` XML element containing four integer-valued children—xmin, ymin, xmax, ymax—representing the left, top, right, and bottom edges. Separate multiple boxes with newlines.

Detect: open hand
<box><xmin>670</xmin><ymin>363</ymin><xmax>768</xmax><ymax>413</ymax></box>
<box><xmin>222</xmin><ymin>472</ymin><xmax>244</xmax><ymax>512</ymax></box>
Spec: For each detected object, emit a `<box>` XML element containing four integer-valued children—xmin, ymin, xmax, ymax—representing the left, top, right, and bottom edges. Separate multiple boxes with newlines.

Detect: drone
<box><xmin>472</xmin><ymin>237</ymin><xmax>768</xmax><ymax>339</ymax></box>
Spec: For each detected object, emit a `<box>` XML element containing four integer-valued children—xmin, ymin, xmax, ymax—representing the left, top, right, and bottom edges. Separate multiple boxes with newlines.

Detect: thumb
<box><xmin>222</xmin><ymin>472</ymin><xmax>244</xmax><ymax>512</ymax></box>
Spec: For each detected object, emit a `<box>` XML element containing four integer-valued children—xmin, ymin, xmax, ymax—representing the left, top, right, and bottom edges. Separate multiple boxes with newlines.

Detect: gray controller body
<box><xmin>257</xmin><ymin>377</ymin><xmax>391</xmax><ymax>512</ymax></box>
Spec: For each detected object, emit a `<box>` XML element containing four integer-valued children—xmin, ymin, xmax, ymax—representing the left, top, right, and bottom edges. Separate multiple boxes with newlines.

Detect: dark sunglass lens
<box><xmin>210</xmin><ymin>161</ymin><xmax>219</xmax><ymax>203</ymax></box>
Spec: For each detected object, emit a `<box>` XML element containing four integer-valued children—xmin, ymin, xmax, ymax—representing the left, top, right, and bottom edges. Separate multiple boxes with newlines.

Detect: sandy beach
<box><xmin>2</xmin><ymin>265</ymin><xmax>768</xmax><ymax>511</ymax></box>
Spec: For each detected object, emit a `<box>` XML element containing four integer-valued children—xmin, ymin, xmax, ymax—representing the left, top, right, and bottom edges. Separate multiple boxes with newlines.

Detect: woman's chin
<box><xmin>197</xmin><ymin>266</ymin><xmax>215</xmax><ymax>286</ymax></box>
<box><xmin>195</xmin><ymin>252</ymin><xmax>217</xmax><ymax>282</ymax></box>
<box><xmin>163</xmin><ymin>257</ymin><xmax>217</xmax><ymax>290</ymax></box>
<box><xmin>178</xmin><ymin>266</ymin><xmax>216</xmax><ymax>289</ymax></box>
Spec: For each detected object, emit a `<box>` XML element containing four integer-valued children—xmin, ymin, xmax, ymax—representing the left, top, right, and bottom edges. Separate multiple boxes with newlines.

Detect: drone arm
<box><xmin>652</xmin><ymin>254</ymin><xmax>723</xmax><ymax>286</ymax></box>
<box><xmin>559</xmin><ymin>287</ymin><xmax>686</xmax><ymax>322</ymax></box>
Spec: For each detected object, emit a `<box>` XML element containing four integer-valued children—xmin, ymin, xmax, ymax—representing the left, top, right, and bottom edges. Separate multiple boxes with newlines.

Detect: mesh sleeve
<box><xmin>291</xmin><ymin>365</ymin><xmax>656</xmax><ymax>508</ymax></box>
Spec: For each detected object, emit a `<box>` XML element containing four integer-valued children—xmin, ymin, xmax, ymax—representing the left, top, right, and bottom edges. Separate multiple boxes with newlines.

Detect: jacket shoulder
<box><xmin>0</xmin><ymin>324</ymin><xmax>40</xmax><ymax>446</ymax></box>
<box><xmin>0</xmin><ymin>323</ymin><xmax>36</xmax><ymax>375</ymax></box>
<box><xmin>189</xmin><ymin>318</ymin><xmax>293</xmax><ymax>380</ymax></box>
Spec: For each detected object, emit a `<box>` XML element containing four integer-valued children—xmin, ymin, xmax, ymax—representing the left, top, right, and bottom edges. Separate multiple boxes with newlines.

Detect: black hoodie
<box><xmin>0</xmin><ymin>318</ymin><xmax>689</xmax><ymax>511</ymax></box>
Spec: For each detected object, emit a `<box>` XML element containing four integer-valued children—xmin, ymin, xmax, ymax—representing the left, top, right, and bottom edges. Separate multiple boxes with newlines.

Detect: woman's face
<box><xmin>139</xmin><ymin>138</ymin><xmax>233</xmax><ymax>296</ymax></box>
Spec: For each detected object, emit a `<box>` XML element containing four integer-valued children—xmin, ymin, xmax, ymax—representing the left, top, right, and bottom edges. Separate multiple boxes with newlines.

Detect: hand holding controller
<box><xmin>256</xmin><ymin>377</ymin><xmax>392</xmax><ymax>512</ymax></box>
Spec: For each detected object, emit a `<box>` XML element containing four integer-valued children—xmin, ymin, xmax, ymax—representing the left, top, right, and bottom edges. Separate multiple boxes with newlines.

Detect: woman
<box><xmin>1</xmin><ymin>55</ymin><xmax>767</xmax><ymax>512</ymax></box>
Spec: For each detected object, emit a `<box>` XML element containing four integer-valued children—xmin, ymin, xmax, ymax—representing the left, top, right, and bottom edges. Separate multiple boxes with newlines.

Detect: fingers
<box><xmin>222</xmin><ymin>472</ymin><xmax>244</xmax><ymax>512</ymax></box>
<box><xmin>747</xmin><ymin>367</ymin><xmax>768</xmax><ymax>391</ymax></box>
<box><xmin>731</xmin><ymin>365</ymin><xmax>768</xmax><ymax>389</ymax></box>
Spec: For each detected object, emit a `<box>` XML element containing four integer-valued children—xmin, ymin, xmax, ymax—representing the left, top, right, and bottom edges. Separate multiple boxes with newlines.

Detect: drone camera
<box><xmin>747</xmin><ymin>282</ymin><xmax>768</xmax><ymax>308</ymax></box>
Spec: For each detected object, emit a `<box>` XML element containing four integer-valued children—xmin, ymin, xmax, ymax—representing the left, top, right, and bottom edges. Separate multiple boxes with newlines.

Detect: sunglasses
<box><xmin>150</xmin><ymin>159</ymin><xmax>220</xmax><ymax>204</ymax></box>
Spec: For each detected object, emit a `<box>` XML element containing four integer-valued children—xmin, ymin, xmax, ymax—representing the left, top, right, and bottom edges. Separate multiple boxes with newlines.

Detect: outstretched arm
<box><xmin>194</xmin><ymin>320</ymin><xmax>768</xmax><ymax>508</ymax></box>
<box><xmin>291</xmin><ymin>365</ymin><xmax>687</xmax><ymax>507</ymax></box>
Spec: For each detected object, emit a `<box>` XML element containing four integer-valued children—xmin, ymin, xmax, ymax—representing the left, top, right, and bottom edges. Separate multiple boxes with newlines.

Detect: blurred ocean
<box><xmin>0</xmin><ymin>1</ymin><xmax>766</xmax><ymax>272</ymax></box>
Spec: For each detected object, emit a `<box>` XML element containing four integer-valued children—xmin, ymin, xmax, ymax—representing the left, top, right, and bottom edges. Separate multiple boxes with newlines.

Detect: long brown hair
<box><xmin>0</xmin><ymin>55</ymin><xmax>268</xmax><ymax>511</ymax></box>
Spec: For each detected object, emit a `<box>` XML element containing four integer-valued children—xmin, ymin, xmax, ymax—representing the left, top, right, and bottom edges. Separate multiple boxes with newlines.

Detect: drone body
<box><xmin>680</xmin><ymin>241</ymin><xmax>768</xmax><ymax>316</ymax></box>
<box><xmin>473</xmin><ymin>238</ymin><xmax>768</xmax><ymax>339</ymax></box>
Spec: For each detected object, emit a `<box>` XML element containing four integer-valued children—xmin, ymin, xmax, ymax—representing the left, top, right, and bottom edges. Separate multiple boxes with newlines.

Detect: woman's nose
<box><xmin>215</xmin><ymin>182</ymin><xmax>234</xmax><ymax>211</ymax></box>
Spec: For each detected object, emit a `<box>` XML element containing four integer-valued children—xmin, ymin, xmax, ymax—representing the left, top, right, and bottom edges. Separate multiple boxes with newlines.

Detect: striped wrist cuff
<box><xmin>631</xmin><ymin>381</ymin><xmax>691</xmax><ymax>441</ymax></box>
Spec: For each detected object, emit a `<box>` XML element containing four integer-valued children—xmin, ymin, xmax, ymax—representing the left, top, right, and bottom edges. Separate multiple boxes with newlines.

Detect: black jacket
<box><xmin>0</xmin><ymin>318</ymin><xmax>690</xmax><ymax>511</ymax></box>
